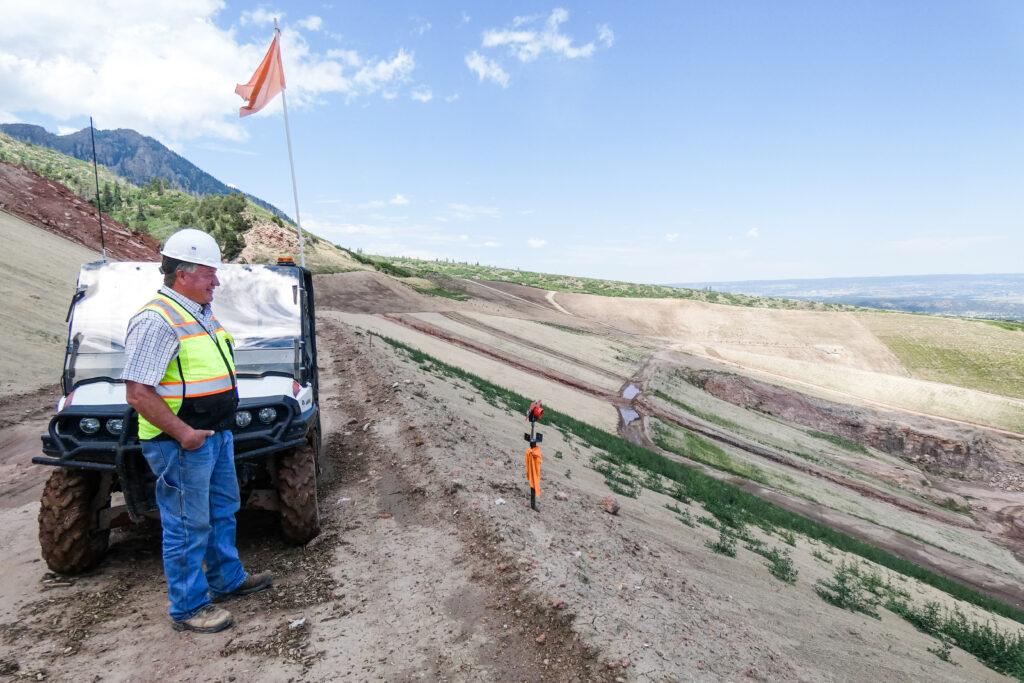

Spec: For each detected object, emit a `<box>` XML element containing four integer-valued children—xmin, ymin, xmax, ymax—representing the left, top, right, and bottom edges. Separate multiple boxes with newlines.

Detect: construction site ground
<box><xmin>2</xmin><ymin>219</ymin><xmax>1024</xmax><ymax>679</ymax></box>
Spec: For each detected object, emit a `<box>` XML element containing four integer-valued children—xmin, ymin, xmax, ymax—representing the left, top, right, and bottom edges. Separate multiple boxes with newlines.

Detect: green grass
<box><xmin>806</xmin><ymin>430</ymin><xmax>871</xmax><ymax>455</ymax></box>
<box><xmin>815</xmin><ymin>561</ymin><xmax>882</xmax><ymax>618</ymax></box>
<box><xmin>536</xmin><ymin>321</ymin><xmax>596</xmax><ymax>336</ymax></box>
<box><xmin>705</xmin><ymin>529</ymin><xmax>737</xmax><ymax>557</ymax></box>
<box><xmin>409</xmin><ymin>284</ymin><xmax>470</xmax><ymax>301</ymax></box>
<box><xmin>888</xmin><ymin>600</ymin><xmax>1024</xmax><ymax>679</ymax></box>
<box><xmin>938</xmin><ymin>498</ymin><xmax>973</xmax><ymax>515</ymax></box>
<box><xmin>651</xmin><ymin>420</ymin><xmax>776</xmax><ymax>487</ymax></box>
<box><xmin>368</xmin><ymin>333</ymin><xmax>1024</xmax><ymax>627</ymax></box>
<box><xmin>980</xmin><ymin>319</ymin><xmax>1024</xmax><ymax>333</ymax></box>
<box><xmin>653</xmin><ymin>390</ymin><xmax>742</xmax><ymax>430</ymax></box>
<box><xmin>865</xmin><ymin>314</ymin><xmax>1024</xmax><ymax>400</ymax></box>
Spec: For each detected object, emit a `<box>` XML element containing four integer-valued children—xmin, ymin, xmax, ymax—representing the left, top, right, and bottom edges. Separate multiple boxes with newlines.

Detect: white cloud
<box><xmin>411</xmin><ymin>17</ymin><xmax>432</xmax><ymax>35</ymax></box>
<box><xmin>57</xmin><ymin>125</ymin><xmax>81</xmax><ymax>136</ymax></box>
<box><xmin>0</xmin><ymin>111</ymin><xmax>20</xmax><ymax>123</ymax></box>
<box><xmin>746</xmin><ymin>227</ymin><xmax>760</xmax><ymax>239</ymax></box>
<box><xmin>296</xmin><ymin>15</ymin><xmax>323</xmax><ymax>31</ymax></box>
<box><xmin>665</xmin><ymin>232</ymin><xmax>679</xmax><ymax>242</ymax></box>
<box><xmin>389</xmin><ymin>193</ymin><xmax>410</xmax><ymax>205</ymax></box>
<box><xmin>480</xmin><ymin>8</ymin><xmax>610</xmax><ymax>63</ymax></box>
<box><xmin>483</xmin><ymin>240</ymin><xmax>501</xmax><ymax>248</ymax></box>
<box><xmin>326</xmin><ymin>49</ymin><xmax>361</xmax><ymax>67</ymax></box>
<box><xmin>0</xmin><ymin>4</ymin><xmax>417</xmax><ymax>142</ymax></box>
<box><xmin>240</xmin><ymin>8</ymin><xmax>281</xmax><ymax>26</ymax></box>
<box><xmin>527</xmin><ymin>238</ymin><xmax>547</xmax><ymax>248</ymax></box>
<box><xmin>461</xmin><ymin>13</ymin><xmax>471</xmax><ymax>25</ymax></box>
<box><xmin>410</xmin><ymin>87</ymin><xmax>433</xmax><ymax>103</ymax></box>
<box><xmin>465</xmin><ymin>51</ymin><xmax>510</xmax><ymax>87</ymax></box>
<box><xmin>444</xmin><ymin>93</ymin><xmax>460</xmax><ymax>103</ymax></box>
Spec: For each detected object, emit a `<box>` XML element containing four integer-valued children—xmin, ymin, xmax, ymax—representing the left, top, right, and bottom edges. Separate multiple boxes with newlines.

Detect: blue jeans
<box><xmin>141</xmin><ymin>430</ymin><xmax>247</xmax><ymax>622</ymax></box>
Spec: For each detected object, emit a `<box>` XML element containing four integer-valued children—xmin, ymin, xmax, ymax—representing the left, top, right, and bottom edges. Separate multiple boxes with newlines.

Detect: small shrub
<box><xmin>696</xmin><ymin>515</ymin><xmax>719</xmax><ymax>529</ymax></box>
<box><xmin>676</xmin><ymin>509</ymin><xmax>696</xmax><ymax>527</ymax></box>
<box><xmin>706</xmin><ymin>530</ymin><xmax>737</xmax><ymax>557</ymax></box>
<box><xmin>815</xmin><ymin>562</ymin><xmax>881</xmax><ymax>618</ymax></box>
<box><xmin>763</xmin><ymin>547</ymin><xmax>798</xmax><ymax>584</ymax></box>
<box><xmin>811</xmin><ymin>549</ymin><xmax>833</xmax><ymax>564</ymax></box>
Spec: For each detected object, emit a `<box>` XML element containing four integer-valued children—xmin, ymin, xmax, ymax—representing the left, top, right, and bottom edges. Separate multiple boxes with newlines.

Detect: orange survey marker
<box><xmin>525</xmin><ymin>442</ymin><xmax>543</xmax><ymax>511</ymax></box>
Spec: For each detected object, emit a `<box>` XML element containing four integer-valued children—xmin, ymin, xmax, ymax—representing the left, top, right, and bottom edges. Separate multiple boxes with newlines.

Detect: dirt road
<box><xmin>0</xmin><ymin>320</ymin><xmax>604</xmax><ymax>682</ymax></box>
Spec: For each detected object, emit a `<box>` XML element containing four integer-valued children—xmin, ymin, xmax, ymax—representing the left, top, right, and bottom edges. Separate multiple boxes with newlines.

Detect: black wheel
<box><xmin>276</xmin><ymin>430</ymin><xmax>321</xmax><ymax>544</ymax></box>
<box><xmin>38</xmin><ymin>469</ymin><xmax>111</xmax><ymax>574</ymax></box>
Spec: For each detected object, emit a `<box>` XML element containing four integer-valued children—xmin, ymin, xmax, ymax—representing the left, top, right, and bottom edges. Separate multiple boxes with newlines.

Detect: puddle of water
<box><xmin>622</xmin><ymin>384</ymin><xmax>641</xmax><ymax>400</ymax></box>
<box><xmin>618</xmin><ymin>406</ymin><xmax>640</xmax><ymax>425</ymax></box>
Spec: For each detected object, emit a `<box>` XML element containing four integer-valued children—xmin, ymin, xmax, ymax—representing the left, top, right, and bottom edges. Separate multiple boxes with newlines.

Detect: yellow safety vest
<box><xmin>135</xmin><ymin>294</ymin><xmax>237</xmax><ymax>440</ymax></box>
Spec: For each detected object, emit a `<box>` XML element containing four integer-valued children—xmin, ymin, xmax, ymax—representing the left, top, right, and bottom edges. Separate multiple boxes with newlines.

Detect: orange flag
<box><xmin>235</xmin><ymin>33</ymin><xmax>286</xmax><ymax>117</ymax></box>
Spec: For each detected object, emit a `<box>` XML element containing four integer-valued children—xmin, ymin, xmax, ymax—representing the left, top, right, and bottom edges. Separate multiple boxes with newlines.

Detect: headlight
<box><xmin>257</xmin><ymin>407</ymin><xmax>277</xmax><ymax>424</ymax></box>
<box><xmin>235</xmin><ymin>410</ymin><xmax>253</xmax><ymax>428</ymax></box>
<box><xmin>79</xmin><ymin>417</ymin><xmax>101</xmax><ymax>435</ymax></box>
<box><xmin>106</xmin><ymin>418</ymin><xmax>125</xmax><ymax>436</ymax></box>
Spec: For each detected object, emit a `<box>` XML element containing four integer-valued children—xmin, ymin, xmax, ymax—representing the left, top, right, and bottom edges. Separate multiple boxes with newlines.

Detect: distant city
<box><xmin>672</xmin><ymin>273</ymin><xmax>1024</xmax><ymax>321</ymax></box>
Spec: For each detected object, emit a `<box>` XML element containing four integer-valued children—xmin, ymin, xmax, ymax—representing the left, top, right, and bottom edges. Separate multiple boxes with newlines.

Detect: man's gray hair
<box><xmin>160</xmin><ymin>256</ymin><xmax>198</xmax><ymax>287</ymax></box>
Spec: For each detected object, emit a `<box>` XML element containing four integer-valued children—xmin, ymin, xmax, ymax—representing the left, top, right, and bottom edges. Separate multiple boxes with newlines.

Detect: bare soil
<box><xmin>2</xmin><ymin>269</ymin><xmax>1024</xmax><ymax>681</ymax></box>
<box><xmin>0</xmin><ymin>164</ymin><xmax>159</xmax><ymax>261</ymax></box>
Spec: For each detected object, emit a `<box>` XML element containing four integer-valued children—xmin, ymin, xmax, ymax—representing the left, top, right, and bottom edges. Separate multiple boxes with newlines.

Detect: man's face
<box><xmin>176</xmin><ymin>265</ymin><xmax>219</xmax><ymax>305</ymax></box>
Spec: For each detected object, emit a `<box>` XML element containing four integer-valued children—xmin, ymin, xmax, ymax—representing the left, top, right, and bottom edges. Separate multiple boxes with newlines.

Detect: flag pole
<box><xmin>89</xmin><ymin>116</ymin><xmax>108</xmax><ymax>261</ymax></box>
<box><xmin>274</xmin><ymin>19</ymin><xmax>307</xmax><ymax>268</ymax></box>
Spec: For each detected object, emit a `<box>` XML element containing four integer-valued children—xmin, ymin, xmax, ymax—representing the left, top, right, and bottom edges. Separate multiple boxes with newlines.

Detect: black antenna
<box><xmin>89</xmin><ymin>116</ymin><xmax>107</xmax><ymax>261</ymax></box>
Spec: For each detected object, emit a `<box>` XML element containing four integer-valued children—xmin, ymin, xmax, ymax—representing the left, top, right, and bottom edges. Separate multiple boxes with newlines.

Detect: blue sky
<box><xmin>2</xmin><ymin>2</ymin><xmax>1023</xmax><ymax>282</ymax></box>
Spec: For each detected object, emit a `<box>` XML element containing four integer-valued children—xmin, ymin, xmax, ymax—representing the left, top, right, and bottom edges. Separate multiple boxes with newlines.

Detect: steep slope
<box><xmin>0</xmin><ymin>211</ymin><xmax>98</xmax><ymax>395</ymax></box>
<box><xmin>0</xmin><ymin>123</ymin><xmax>289</xmax><ymax>221</ymax></box>
<box><xmin>0</xmin><ymin>161</ymin><xmax>159</xmax><ymax>260</ymax></box>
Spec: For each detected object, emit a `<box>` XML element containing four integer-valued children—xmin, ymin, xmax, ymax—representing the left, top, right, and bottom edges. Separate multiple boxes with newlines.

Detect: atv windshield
<box><xmin>66</xmin><ymin>261</ymin><xmax>306</xmax><ymax>388</ymax></box>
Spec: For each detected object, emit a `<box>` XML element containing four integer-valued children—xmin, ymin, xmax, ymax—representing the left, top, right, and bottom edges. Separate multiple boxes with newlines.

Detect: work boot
<box><xmin>171</xmin><ymin>604</ymin><xmax>233</xmax><ymax>633</ymax></box>
<box><xmin>212</xmin><ymin>571</ymin><xmax>274</xmax><ymax>603</ymax></box>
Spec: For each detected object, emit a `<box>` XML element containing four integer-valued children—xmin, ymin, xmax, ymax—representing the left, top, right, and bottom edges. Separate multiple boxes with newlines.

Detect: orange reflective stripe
<box><xmin>160</xmin><ymin>373</ymin><xmax>230</xmax><ymax>386</ymax></box>
<box><xmin>147</xmin><ymin>297</ymin><xmax>185</xmax><ymax>324</ymax></box>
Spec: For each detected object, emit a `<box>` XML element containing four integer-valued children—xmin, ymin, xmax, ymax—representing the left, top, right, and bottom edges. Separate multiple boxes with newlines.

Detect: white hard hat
<box><xmin>160</xmin><ymin>228</ymin><xmax>222</xmax><ymax>268</ymax></box>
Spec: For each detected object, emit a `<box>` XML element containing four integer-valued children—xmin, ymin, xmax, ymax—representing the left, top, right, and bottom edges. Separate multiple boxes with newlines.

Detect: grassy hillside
<box><xmin>0</xmin><ymin>131</ymin><xmax>356</xmax><ymax>272</ymax></box>
<box><xmin>365</xmin><ymin>254</ymin><xmax>857</xmax><ymax>311</ymax></box>
<box><xmin>0</xmin><ymin>131</ymin><xmax>284</xmax><ymax>252</ymax></box>
<box><xmin>861</xmin><ymin>311</ymin><xmax>1024</xmax><ymax>399</ymax></box>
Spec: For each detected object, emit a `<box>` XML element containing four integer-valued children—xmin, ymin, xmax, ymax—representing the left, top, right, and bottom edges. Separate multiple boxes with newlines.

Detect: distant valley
<box><xmin>674</xmin><ymin>273</ymin><xmax>1024</xmax><ymax>321</ymax></box>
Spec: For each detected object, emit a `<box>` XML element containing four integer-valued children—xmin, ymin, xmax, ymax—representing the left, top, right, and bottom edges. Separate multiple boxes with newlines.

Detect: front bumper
<box><xmin>32</xmin><ymin>396</ymin><xmax>317</xmax><ymax>472</ymax></box>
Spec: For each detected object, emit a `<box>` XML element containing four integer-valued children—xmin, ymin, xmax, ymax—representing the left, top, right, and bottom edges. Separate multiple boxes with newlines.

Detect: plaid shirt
<box><xmin>121</xmin><ymin>287</ymin><xmax>221</xmax><ymax>387</ymax></box>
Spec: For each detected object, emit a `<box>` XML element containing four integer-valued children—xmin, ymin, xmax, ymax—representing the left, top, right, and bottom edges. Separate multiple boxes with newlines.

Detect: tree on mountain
<box><xmin>101</xmin><ymin>183</ymin><xmax>113</xmax><ymax>210</ymax></box>
<box><xmin>195</xmin><ymin>192</ymin><xmax>250</xmax><ymax>260</ymax></box>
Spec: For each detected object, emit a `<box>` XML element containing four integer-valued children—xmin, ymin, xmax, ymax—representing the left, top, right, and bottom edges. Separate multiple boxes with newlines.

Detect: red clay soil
<box><xmin>0</xmin><ymin>161</ymin><xmax>159</xmax><ymax>261</ymax></box>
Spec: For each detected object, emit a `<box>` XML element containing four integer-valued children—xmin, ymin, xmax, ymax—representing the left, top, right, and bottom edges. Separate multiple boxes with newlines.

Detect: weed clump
<box><xmin>705</xmin><ymin>529</ymin><xmax>737</xmax><ymax>558</ymax></box>
<box><xmin>815</xmin><ymin>562</ymin><xmax>882</xmax><ymax>618</ymax></box>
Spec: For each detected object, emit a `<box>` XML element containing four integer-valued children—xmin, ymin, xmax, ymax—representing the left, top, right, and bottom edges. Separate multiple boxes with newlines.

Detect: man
<box><xmin>122</xmin><ymin>227</ymin><xmax>272</xmax><ymax>633</ymax></box>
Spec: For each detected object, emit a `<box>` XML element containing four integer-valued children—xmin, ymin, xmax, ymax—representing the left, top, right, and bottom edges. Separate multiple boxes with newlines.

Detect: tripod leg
<box><xmin>530</xmin><ymin>487</ymin><xmax>537</xmax><ymax>511</ymax></box>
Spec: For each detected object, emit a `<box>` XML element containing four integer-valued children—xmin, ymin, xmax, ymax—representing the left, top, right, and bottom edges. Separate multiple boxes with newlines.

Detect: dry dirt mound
<box><xmin>315</xmin><ymin>270</ymin><xmax>455</xmax><ymax>314</ymax></box>
<box><xmin>0</xmin><ymin>162</ymin><xmax>158</xmax><ymax>261</ymax></box>
<box><xmin>556</xmin><ymin>290</ymin><xmax>907</xmax><ymax>374</ymax></box>
<box><xmin>238</xmin><ymin>221</ymin><xmax>370</xmax><ymax>273</ymax></box>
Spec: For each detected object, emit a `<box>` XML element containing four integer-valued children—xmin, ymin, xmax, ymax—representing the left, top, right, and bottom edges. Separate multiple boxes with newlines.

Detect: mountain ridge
<box><xmin>0</xmin><ymin>123</ymin><xmax>291</xmax><ymax>222</ymax></box>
